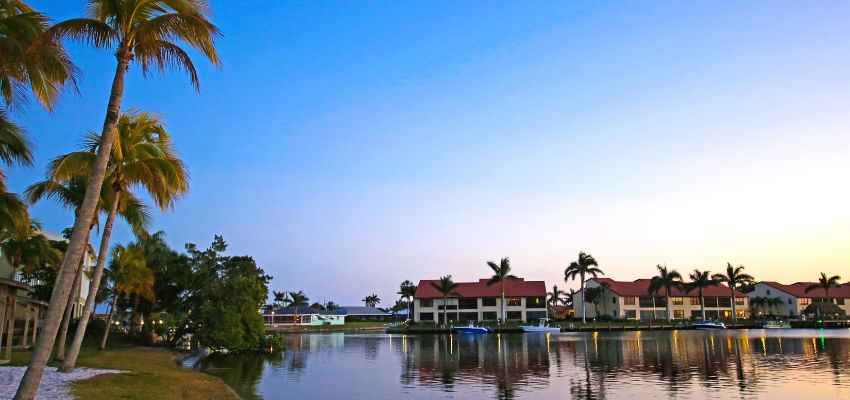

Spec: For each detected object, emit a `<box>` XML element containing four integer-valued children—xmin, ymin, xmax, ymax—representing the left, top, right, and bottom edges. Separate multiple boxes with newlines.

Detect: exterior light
<box><xmin>159</xmin><ymin>320</ymin><xmax>163</xmax><ymax>324</ymax></box>
<box><xmin>141</xmin><ymin>321</ymin><xmax>144</xmax><ymax>325</ymax></box>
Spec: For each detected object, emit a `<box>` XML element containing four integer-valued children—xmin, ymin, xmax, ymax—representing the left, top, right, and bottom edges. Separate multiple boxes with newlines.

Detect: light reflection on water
<box><xmin>194</xmin><ymin>329</ymin><xmax>850</xmax><ymax>399</ymax></box>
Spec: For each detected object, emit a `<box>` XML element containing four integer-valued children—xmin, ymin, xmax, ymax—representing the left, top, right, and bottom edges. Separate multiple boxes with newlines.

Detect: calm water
<box><xmin>191</xmin><ymin>329</ymin><xmax>850</xmax><ymax>399</ymax></box>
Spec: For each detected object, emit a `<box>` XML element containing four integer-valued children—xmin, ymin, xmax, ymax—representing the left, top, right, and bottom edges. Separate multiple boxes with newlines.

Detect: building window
<box><xmin>458</xmin><ymin>312</ymin><xmax>478</xmax><ymax>321</ymax></box>
<box><xmin>639</xmin><ymin>297</ymin><xmax>655</xmax><ymax>308</ymax></box>
<box><xmin>788</xmin><ymin>298</ymin><xmax>793</xmax><ymax>304</ymax></box>
<box><xmin>673</xmin><ymin>310</ymin><xmax>684</xmax><ymax>319</ymax></box>
<box><xmin>798</xmin><ymin>298</ymin><xmax>810</xmax><ymax>305</ymax></box>
<box><xmin>419</xmin><ymin>312</ymin><xmax>434</xmax><ymax>321</ymax></box>
<box><xmin>526</xmin><ymin>297</ymin><xmax>546</xmax><ymax>309</ymax></box>
<box><xmin>458</xmin><ymin>298</ymin><xmax>478</xmax><ymax>309</ymax></box>
<box><xmin>640</xmin><ymin>310</ymin><xmax>655</xmax><ymax>320</ymax></box>
<box><xmin>613</xmin><ymin>310</ymin><xmax>618</xmax><ymax>317</ymax></box>
<box><xmin>438</xmin><ymin>304</ymin><xmax>457</xmax><ymax>310</ymax></box>
<box><xmin>720</xmin><ymin>311</ymin><xmax>732</xmax><ymax>319</ymax></box>
<box><xmin>704</xmin><ymin>298</ymin><xmax>718</xmax><ymax>307</ymax></box>
<box><xmin>482</xmin><ymin>298</ymin><xmax>497</xmax><ymax>307</ymax></box>
<box><xmin>705</xmin><ymin>310</ymin><xmax>719</xmax><ymax>319</ymax></box>
<box><xmin>612</xmin><ymin>297</ymin><xmax>617</xmax><ymax>304</ymax></box>
<box><xmin>625</xmin><ymin>310</ymin><xmax>637</xmax><ymax>319</ymax></box>
<box><xmin>526</xmin><ymin>311</ymin><xmax>547</xmax><ymax>321</ymax></box>
<box><xmin>624</xmin><ymin>297</ymin><xmax>636</xmax><ymax>305</ymax></box>
<box><xmin>438</xmin><ymin>312</ymin><xmax>458</xmax><ymax>323</ymax></box>
<box><xmin>482</xmin><ymin>311</ymin><xmax>498</xmax><ymax>320</ymax></box>
<box><xmin>789</xmin><ymin>310</ymin><xmax>795</xmax><ymax>316</ymax></box>
<box><xmin>506</xmin><ymin>298</ymin><xmax>522</xmax><ymax>306</ymax></box>
<box><xmin>691</xmin><ymin>310</ymin><xmax>701</xmax><ymax>318</ymax></box>
<box><xmin>837</xmin><ymin>298</ymin><xmax>845</xmax><ymax>305</ymax></box>
<box><xmin>654</xmin><ymin>310</ymin><xmax>667</xmax><ymax>319</ymax></box>
<box><xmin>735</xmin><ymin>297</ymin><xmax>745</xmax><ymax>306</ymax></box>
<box><xmin>420</xmin><ymin>299</ymin><xmax>433</xmax><ymax>307</ymax></box>
<box><xmin>506</xmin><ymin>311</ymin><xmax>522</xmax><ymax>320</ymax></box>
<box><xmin>718</xmin><ymin>298</ymin><xmax>732</xmax><ymax>308</ymax></box>
<box><xmin>690</xmin><ymin>297</ymin><xmax>700</xmax><ymax>305</ymax></box>
<box><xmin>766</xmin><ymin>290</ymin><xmax>771</xmax><ymax>296</ymax></box>
<box><xmin>671</xmin><ymin>297</ymin><xmax>683</xmax><ymax>305</ymax></box>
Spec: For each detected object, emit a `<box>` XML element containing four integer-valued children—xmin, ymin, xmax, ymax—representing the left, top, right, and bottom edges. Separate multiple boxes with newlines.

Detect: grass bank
<box><xmin>7</xmin><ymin>334</ymin><xmax>238</xmax><ymax>400</ymax></box>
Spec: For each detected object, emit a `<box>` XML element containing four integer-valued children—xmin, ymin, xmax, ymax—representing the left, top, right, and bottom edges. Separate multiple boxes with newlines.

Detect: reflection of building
<box><xmin>262</xmin><ymin>307</ymin><xmax>345</xmax><ymax>325</ymax></box>
<box><xmin>413</xmin><ymin>278</ymin><xmax>547</xmax><ymax>323</ymax></box>
<box><xmin>575</xmin><ymin>278</ymin><xmax>748</xmax><ymax>320</ymax></box>
<box><xmin>750</xmin><ymin>282</ymin><xmax>850</xmax><ymax>317</ymax></box>
<box><xmin>335</xmin><ymin>306</ymin><xmax>393</xmax><ymax>321</ymax></box>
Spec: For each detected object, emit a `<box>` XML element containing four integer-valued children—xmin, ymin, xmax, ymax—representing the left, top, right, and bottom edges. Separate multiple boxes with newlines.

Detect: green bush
<box><xmin>68</xmin><ymin>317</ymin><xmax>108</xmax><ymax>338</ymax></box>
<box><xmin>346</xmin><ymin>315</ymin><xmax>360</xmax><ymax>323</ymax></box>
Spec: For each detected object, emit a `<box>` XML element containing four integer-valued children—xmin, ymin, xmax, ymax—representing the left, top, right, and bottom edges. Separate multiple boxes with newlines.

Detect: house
<box><xmin>412</xmin><ymin>278</ymin><xmax>547</xmax><ymax>323</ymax></box>
<box><xmin>549</xmin><ymin>304</ymin><xmax>573</xmax><ymax>319</ymax></box>
<box><xmin>574</xmin><ymin>278</ymin><xmax>749</xmax><ymax>320</ymax></box>
<box><xmin>335</xmin><ymin>306</ymin><xmax>393</xmax><ymax>322</ymax></box>
<box><xmin>748</xmin><ymin>281</ymin><xmax>850</xmax><ymax>317</ymax></box>
<box><xmin>262</xmin><ymin>307</ymin><xmax>345</xmax><ymax>326</ymax></box>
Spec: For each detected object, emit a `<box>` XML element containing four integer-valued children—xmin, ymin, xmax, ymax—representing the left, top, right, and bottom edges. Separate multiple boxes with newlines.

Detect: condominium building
<box><xmin>574</xmin><ymin>278</ymin><xmax>749</xmax><ymax>320</ymax></box>
<box><xmin>413</xmin><ymin>278</ymin><xmax>547</xmax><ymax>323</ymax></box>
<box><xmin>748</xmin><ymin>281</ymin><xmax>850</xmax><ymax>317</ymax></box>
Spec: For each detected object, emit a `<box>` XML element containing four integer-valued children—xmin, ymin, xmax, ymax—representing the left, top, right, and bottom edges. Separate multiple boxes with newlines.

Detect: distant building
<box><xmin>412</xmin><ymin>278</ymin><xmax>547</xmax><ymax>323</ymax></box>
<box><xmin>549</xmin><ymin>304</ymin><xmax>573</xmax><ymax>319</ymax></box>
<box><xmin>335</xmin><ymin>306</ymin><xmax>393</xmax><ymax>322</ymax></box>
<box><xmin>574</xmin><ymin>278</ymin><xmax>749</xmax><ymax>320</ymax></box>
<box><xmin>262</xmin><ymin>307</ymin><xmax>345</xmax><ymax>326</ymax></box>
<box><xmin>749</xmin><ymin>281</ymin><xmax>850</xmax><ymax>317</ymax></box>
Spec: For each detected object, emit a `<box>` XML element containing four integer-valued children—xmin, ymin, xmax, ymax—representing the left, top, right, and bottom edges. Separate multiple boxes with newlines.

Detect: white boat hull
<box><xmin>693</xmin><ymin>323</ymin><xmax>726</xmax><ymax>330</ymax></box>
<box><xmin>520</xmin><ymin>326</ymin><xmax>561</xmax><ymax>333</ymax></box>
<box><xmin>455</xmin><ymin>327</ymin><xmax>488</xmax><ymax>334</ymax></box>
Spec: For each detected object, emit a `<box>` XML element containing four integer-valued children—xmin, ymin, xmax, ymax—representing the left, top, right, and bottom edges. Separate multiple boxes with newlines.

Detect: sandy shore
<box><xmin>0</xmin><ymin>366</ymin><xmax>125</xmax><ymax>400</ymax></box>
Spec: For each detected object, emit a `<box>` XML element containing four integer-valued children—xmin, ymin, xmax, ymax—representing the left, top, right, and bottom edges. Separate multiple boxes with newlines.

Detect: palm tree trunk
<box><xmin>700</xmin><ymin>289</ymin><xmax>706</xmax><ymax>321</ymax></box>
<box><xmin>500</xmin><ymin>281</ymin><xmax>505</xmax><ymax>322</ymax></box>
<box><xmin>58</xmin><ymin>193</ymin><xmax>120</xmax><ymax>373</ymax></box>
<box><xmin>15</xmin><ymin>51</ymin><xmax>130</xmax><ymax>400</ymax></box>
<box><xmin>131</xmin><ymin>295</ymin><xmax>141</xmax><ymax>334</ymax></box>
<box><xmin>53</xmin><ymin>255</ymin><xmax>85</xmax><ymax>363</ymax></box>
<box><xmin>100</xmin><ymin>291</ymin><xmax>118</xmax><ymax>350</ymax></box>
<box><xmin>730</xmin><ymin>287</ymin><xmax>736</xmax><ymax>321</ymax></box>
<box><xmin>666</xmin><ymin>293</ymin><xmax>672</xmax><ymax>322</ymax></box>
<box><xmin>443</xmin><ymin>295</ymin><xmax>447</xmax><ymax>327</ymax></box>
<box><xmin>580</xmin><ymin>272</ymin><xmax>586</xmax><ymax>324</ymax></box>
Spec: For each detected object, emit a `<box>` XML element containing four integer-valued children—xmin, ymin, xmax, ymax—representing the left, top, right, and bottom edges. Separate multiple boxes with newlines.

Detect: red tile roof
<box><xmin>760</xmin><ymin>281</ymin><xmax>850</xmax><ymax>298</ymax></box>
<box><xmin>414</xmin><ymin>278</ymin><xmax>546</xmax><ymax>299</ymax></box>
<box><xmin>591</xmin><ymin>278</ymin><xmax>748</xmax><ymax>298</ymax></box>
<box><xmin>549</xmin><ymin>305</ymin><xmax>572</xmax><ymax>313</ymax></box>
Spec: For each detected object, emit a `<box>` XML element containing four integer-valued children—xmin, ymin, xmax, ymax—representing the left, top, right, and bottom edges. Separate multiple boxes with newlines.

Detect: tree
<box><xmin>584</xmin><ymin>287</ymin><xmax>602</xmax><ymax>319</ymax></box>
<box><xmin>805</xmin><ymin>272</ymin><xmax>842</xmax><ymax>301</ymax></box>
<box><xmin>565</xmin><ymin>288</ymin><xmax>577</xmax><ymax>306</ymax></box>
<box><xmin>768</xmin><ymin>297</ymin><xmax>783</xmax><ymax>316</ymax></box>
<box><xmin>648</xmin><ymin>264</ymin><xmax>684</xmax><ymax>322</ymax></box>
<box><xmin>712</xmin><ymin>263</ymin><xmax>754</xmax><ymax>321</ymax></box>
<box><xmin>749</xmin><ymin>296</ymin><xmax>766</xmax><ymax>316</ymax></box>
<box><xmin>547</xmin><ymin>285</ymin><xmax>566</xmax><ymax>307</ymax></box>
<box><xmin>99</xmin><ymin>244</ymin><xmax>153</xmax><ymax>349</ymax></box>
<box><xmin>284</xmin><ymin>291</ymin><xmax>309</xmax><ymax>325</ymax></box>
<box><xmin>430</xmin><ymin>275</ymin><xmax>461</xmax><ymax>326</ymax></box>
<box><xmin>18</xmin><ymin>1</ymin><xmax>220</xmax><ymax>392</ymax></box>
<box><xmin>56</xmin><ymin>109</ymin><xmax>187</xmax><ymax>372</ymax></box>
<box><xmin>485</xmin><ymin>257</ymin><xmax>518</xmax><ymax>322</ymax></box>
<box><xmin>308</xmin><ymin>302</ymin><xmax>325</xmax><ymax>310</ymax></box>
<box><xmin>272</xmin><ymin>291</ymin><xmax>286</xmax><ymax>308</ymax></box>
<box><xmin>362</xmin><ymin>294</ymin><xmax>380</xmax><ymax>307</ymax></box>
<box><xmin>398</xmin><ymin>280</ymin><xmax>417</xmax><ymax>320</ymax></box>
<box><xmin>564</xmin><ymin>251</ymin><xmax>603</xmax><ymax>323</ymax></box>
<box><xmin>0</xmin><ymin>219</ymin><xmax>62</xmax><ymax>279</ymax></box>
<box><xmin>687</xmin><ymin>269</ymin><xmax>719</xmax><ymax>321</ymax></box>
<box><xmin>324</xmin><ymin>301</ymin><xmax>340</xmax><ymax>311</ymax></box>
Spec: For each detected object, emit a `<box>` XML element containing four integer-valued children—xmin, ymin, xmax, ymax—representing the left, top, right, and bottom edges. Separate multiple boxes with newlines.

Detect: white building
<box><xmin>749</xmin><ymin>281</ymin><xmax>850</xmax><ymax>317</ymax></box>
<box><xmin>413</xmin><ymin>278</ymin><xmax>547</xmax><ymax>323</ymax></box>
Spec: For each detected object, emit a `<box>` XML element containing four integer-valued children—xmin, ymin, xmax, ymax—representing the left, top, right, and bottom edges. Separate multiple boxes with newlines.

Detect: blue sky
<box><xmin>14</xmin><ymin>1</ymin><xmax>850</xmax><ymax>306</ymax></box>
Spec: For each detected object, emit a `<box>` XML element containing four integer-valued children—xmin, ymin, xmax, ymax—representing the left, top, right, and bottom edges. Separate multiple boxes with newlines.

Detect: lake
<box><xmin>189</xmin><ymin>329</ymin><xmax>850</xmax><ymax>399</ymax></box>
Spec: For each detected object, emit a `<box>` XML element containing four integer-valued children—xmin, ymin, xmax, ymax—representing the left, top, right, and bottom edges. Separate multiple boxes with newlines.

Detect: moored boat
<box><xmin>693</xmin><ymin>320</ymin><xmax>726</xmax><ymax>330</ymax></box>
<box><xmin>454</xmin><ymin>321</ymin><xmax>488</xmax><ymax>334</ymax></box>
<box><xmin>520</xmin><ymin>318</ymin><xmax>561</xmax><ymax>333</ymax></box>
<box><xmin>761</xmin><ymin>320</ymin><xmax>792</xmax><ymax>329</ymax></box>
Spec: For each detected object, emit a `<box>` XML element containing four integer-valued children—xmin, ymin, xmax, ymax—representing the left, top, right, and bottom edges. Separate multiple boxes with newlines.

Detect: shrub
<box><xmin>68</xmin><ymin>317</ymin><xmax>108</xmax><ymax>339</ymax></box>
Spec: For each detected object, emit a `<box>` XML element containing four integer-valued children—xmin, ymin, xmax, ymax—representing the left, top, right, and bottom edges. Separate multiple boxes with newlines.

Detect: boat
<box><xmin>520</xmin><ymin>318</ymin><xmax>562</xmax><ymax>333</ymax></box>
<box><xmin>761</xmin><ymin>320</ymin><xmax>792</xmax><ymax>329</ymax></box>
<box><xmin>454</xmin><ymin>321</ymin><xmax>488</xmax><ymax>334</ymax></box>
<box><xmin>693</xmin><ymin>320</ymin><xmax>726</xmax><ymax>330</ymax></box>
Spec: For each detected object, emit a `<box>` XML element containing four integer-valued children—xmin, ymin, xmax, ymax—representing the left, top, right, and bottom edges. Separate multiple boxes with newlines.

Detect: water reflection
<box><xmin>195</xmin><ymin>330</ymin><xmax>850</xmax><ymax>399</ymax></box>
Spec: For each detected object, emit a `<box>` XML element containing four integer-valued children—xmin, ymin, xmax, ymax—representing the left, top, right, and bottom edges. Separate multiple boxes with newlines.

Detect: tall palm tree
<box><xmin>648</xmin><ymin>265</ymin><xmax>684</xmax><ymax>322</ymax></box>
<box><xmin>583</xmin><ymin>287</ymin><xmax>602</xmax><ymax>319</ymax></box>
<box><xmin>430</xmin><ymin>275</ymin><xmax>461</xmax><ymax>326</ymax></box>
<box><xmin>805</xmin><ymin>272</ymin><xmax>842</xmax><ymax>302</ymax></box>
<box><xmin>284</xmin><ymin>291</ymin><xmax>309</xmax><ymax>325</ymax></box>
<box><xmin>25</xmin><ymin>175</ymin><xmax>150</xmax><ymax>362</ymax></box>
<box><xmin>749</xmin><ymin>296</ymin><xmax>765</xmax><ymax>316</ymax></box>
<box><xmin>362</xmin><ymin>294</ymin><xmax>381</xmax><ymax>307</ymax></box>
<box><xmin>547</xmin><ymin>285</ymin><xmax>566</xmax><ymax>307</ymax></box>
<box><xmin>398</xmin><ymin>280</ymin><xmax>417</xmax><ymax>320</ymax></box>
<box><xmin>19</xmin><ymin>2</ymin><xmax>219</xmax><ymax>392</ymax></box>
<box><xmin>768</xmin><ymin>297</ymin><xmax>783</xmax><ymax>316</ymax></box>
<box><xmin>272</xmin><ymin>291</ymin><xmax>287</xmax><ymax>308</ymax></box>
<box><xmin>712</xmin><ymin>263</ymin><xmax>754</xmax><ymax>321</ymax></box>
<box><xmin>598</xmin><ymin>281</ymin><xmax>612</xmax><ymax>318</ymax></box>
<box><xmin>99</xmin><ymin>244</ymin><xmax>153</xmax><ymax>349</ymax></box>
<box><xmin>564</xmin><ymin>251</ymin><xmax>603</xmax><ymax>323</ymax></box>
<box><xmin>486</xmin><ymin>257</ymin><xmax>518</xmax><ymax>322</ymax></box>
<box><xmin>565</xmin><ymin>288</ymin><xmax>577</xmax><ymax>306</ymax></box>
<box><xmin>687</xmin><ymin>269</ymin><xmax>719</xmax><ymax>321</ymax></box>
<box><xmin>56</xmin><ymin>110</ymin><xmax>187</xmax><ymax>372</ymax></box>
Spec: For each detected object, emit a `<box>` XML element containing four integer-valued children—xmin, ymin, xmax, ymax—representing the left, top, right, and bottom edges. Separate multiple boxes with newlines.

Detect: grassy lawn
<box><xmin>7</xmin><ymin>334</ymin><xmax>238</xmax><ymax>400</ymax></box>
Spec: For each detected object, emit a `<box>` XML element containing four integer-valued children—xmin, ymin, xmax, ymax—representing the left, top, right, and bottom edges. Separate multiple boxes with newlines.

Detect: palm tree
<box><xmin>750</xmin><ymin>296</ymin><xmax>766</xmax><ymax>316</ymax></box>
<box><xmin>398</xmin><ymin>280</ymin><xmax>417</xmax><ymax>320</ymax></box>
<box><xmin>272</xmin><ymin>291</ymin><xmax>287</xmax><ymax>308</ymax></box>
<box><xmin>99</xmin><ymin>244</ymin><xmax>153</xmax><ymax>349</ymax></box>
<box><xmin>564</xmin><ymin>251</ymin><xmax>603</xmax><ymax>323</ymax></box>
<box><xmin>687</xmin><ymin>269</ymin><xmax>719</xmax><ymax>321</ymax></box>
<box><xmin>485</xmin><ymin>257</ymin><xmax>518</xmax><ymax>322</ymax></box>
<box><xmin>647</xmin><ymin>265</ymin><xmax>684</xmax><ymax>322</ymax></box>
<box><xmin>805</xmin><ymin>272</ymin><xmax>842</xmax><ymax>302</ymax></box>
<box><xmin>584</xmin><ymin>287</ymin><xmax>602</xmax><ymax>319</ymax></box>
<box><xmin>362</xmin><ymin>294</ymin><xmax>380</xmax><ymax>307</ymax></box>
<box><xmin>768</xmin><ymin>297</ymin><xmax>783</xmax><ymax>316</ymax></box>
<box><xmin>565</xmin><ymin>288</ymin><xmax>577</xmax><ymax>306</ymax></box>
<box><xmin>25</xmin><ymin>175</ymin><xmax>150</xmax><ymax>362</ymax></box>
<box><xmin>19</xmin><ymin>2</ymin><xmax>220</xmax><ymax>391</ymax></box>
<box><xmin>57</xmin><ymin>110</ymin><xmax>187</xmax><ymax>372</ymax></box>
<box><xmin>712</xmin><ymin>263</ymin><xmax>754</xmax><ymax>321</ymax></box>
<box><xmin>430</xmin><ymin>275</ymin><xmax>461</xmax><ymax>326</ymax></box>
<box><xmin>598</xmin><ymin>281</ymin><xmax>612</xmax><ymax>318</ymax></box>
<box><xmin>547</xmin><ymin>285</ymin><xmax>566</xmax><ymax>307</ymax></box>
<box><xmin>284</xmin><ymin>291</ymin><xmax>309</xmax><ymax>325</ymax></box>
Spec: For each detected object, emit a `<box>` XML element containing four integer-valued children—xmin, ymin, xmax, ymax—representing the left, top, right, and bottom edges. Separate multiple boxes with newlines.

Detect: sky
<box><xmin>13</xmin><ymin>1</ymin><xmax>850</xmax><ymax>307</ymax></box>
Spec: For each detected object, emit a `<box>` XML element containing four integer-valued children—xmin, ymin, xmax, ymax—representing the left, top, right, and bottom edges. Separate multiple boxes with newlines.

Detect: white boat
<box><xmin>761</xmin><ymin>320</ymin><xmax>792</xmax><ymax>329</ymax></box>
<box><xmin>693</xmin><ymin>320</ymin><xmax>726</xmax><ymax>330</ymax></box>
<box><xmin>454</xmin><ymin>322</ymin><xmax>488</xmax><ymax>334</ymax></box>
<box><xmin>520</xmin><ymin>318</ymin><xmax>562</xmax><ymax>333</ymax></box>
